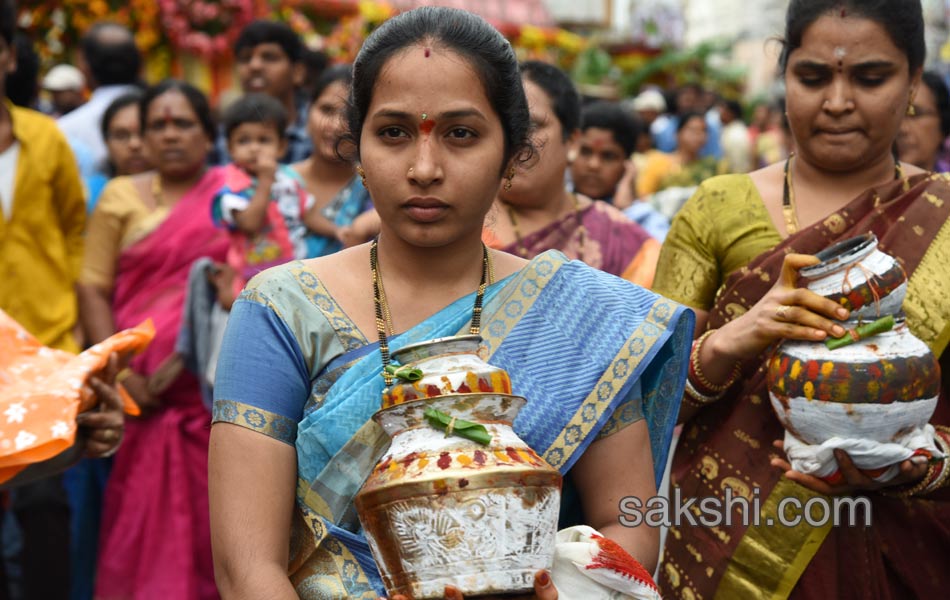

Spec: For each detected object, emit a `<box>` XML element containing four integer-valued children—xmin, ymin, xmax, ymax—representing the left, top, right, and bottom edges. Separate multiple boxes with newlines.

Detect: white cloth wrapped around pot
<box><xmin>782</xmin><ymin>425</ymin><xmax>943</xmax><ymax>483</ymax></box>
<box><xmin>551</xmin><ymin>526</ymin><xmax>660</xmax><ymax>600</ymax></box>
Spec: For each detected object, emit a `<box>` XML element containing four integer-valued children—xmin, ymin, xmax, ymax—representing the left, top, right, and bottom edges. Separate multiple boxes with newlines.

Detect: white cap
<box><xmin>631</xmin><ymin>89</ymin><xmax>667</xmax><ymax>113</ymax></box>
<box><xmin>42</xmin><ymin>65</ymin><xmax>85</xmax><ymax>92</ymax></box>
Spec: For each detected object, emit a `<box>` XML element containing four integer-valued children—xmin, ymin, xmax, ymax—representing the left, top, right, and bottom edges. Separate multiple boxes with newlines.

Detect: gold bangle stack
<box><xmin>689</xmin><ymin>330</ymin><xmax>742</xmax><ymax>395</ymax></box>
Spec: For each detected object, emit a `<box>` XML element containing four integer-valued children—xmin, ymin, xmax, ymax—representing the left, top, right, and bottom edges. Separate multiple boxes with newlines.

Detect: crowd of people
<box><xmin>1</xmin><ymin>0</ymin><xmax>949</xmax><ymax>599</ymax></box>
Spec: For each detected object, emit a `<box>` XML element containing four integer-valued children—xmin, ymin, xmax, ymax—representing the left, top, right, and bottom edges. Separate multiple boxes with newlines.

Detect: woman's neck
<box><xmin>794</xmin><ymin>151</ymin><xmax>898</xmax><ymax>199</ymax></box>
<box><xmin>305</xmin><ymin>154</ymin><xmax>354</xmax><ymax>183</ymax></box>
<box><xmin>676</xmin><ymin>148</ymin><xmax>698</xmax><ymax>165</ymax></box>
<box><xmin>507</xmin><ymin>184</ymin><xmax>574</xmax><ymax>223</ymax></box>
<box><xmin>375</xmin><ymin>229</ymin><xmax>486</xmax><ymax>295</ymax></box>
<box><xmin>158</xmin><ymin>168</ymin><xmax>205</xmax><ymax>202</ymax></box>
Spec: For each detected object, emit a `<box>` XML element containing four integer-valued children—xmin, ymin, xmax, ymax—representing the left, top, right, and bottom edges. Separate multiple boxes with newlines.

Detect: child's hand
<box><xmin>256</xmin><ymin>148</ymin><xmax>279</xmax><ymax>181</ymax></box>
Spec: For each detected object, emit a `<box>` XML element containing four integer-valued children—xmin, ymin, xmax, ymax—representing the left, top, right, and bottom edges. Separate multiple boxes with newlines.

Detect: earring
<box><xmin>503</xmin><ymin>166</ymin><xmax>515</xmax><ymax>192</ymax></box>
<box><xmin>907</xmin><ymin>91</ymin><xmax>917</xmax><ymax>116</ymax></box>
<box><xmin>356</xmin><ymin>165</ymin><xmax>367</xmax><ymax>186</ymax></box>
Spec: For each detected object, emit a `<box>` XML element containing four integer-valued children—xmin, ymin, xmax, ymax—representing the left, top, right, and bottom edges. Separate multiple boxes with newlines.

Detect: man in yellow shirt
<box><xmin>0</xmin><ymin>15</ymin><xmax>85</xmax><ymax>354</ymax></box>
<box><xmin>1</xmin><ymin>4</ymin><xmax>86</xmax><ymax>598</ymax></box>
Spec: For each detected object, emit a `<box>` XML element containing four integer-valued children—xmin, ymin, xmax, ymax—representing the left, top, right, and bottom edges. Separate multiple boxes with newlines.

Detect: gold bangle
<box><xmin>690</xmin><ymin>330</ymin><xmax>741</xmax><ymax>393</ymax></box>
<box><xmin>924</xmin><ymin>432</ymin><xmax>950</xmax><ymax>493</ymax></box>
<box><xmin>883</xmin><ymin>459</ymin><xmax>939</xmax><ymax>499</ymax></box>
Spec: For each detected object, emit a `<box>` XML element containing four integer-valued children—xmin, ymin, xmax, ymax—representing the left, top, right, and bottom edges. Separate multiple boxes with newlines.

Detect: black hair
<box><xmin>520</xmin><ymin>60</ymin><xmax>580</xmax><ymax>142</ymax></box>
<box><xmin>779</xmin><ymin>0</ymin><xmax>924</xmax><ymax>74</ymax></box>
<box><xmin>0</xmin><ymin>0</ymin><xmax>13</xmax><ymax>47</ymax></box>
<box><xmin>922</xmin><ymin>71</ymin><xmax>950</xmax><ymax>139</ymax></box>
<box><xmin>720</xmin><ymin>99</ymin><xmax>744</xmax><ymax>121</ymax></box>
<box><xmin>580</xmin><ymin>101</ymin><xmax>640</xmax><ymax>156</ymax></box>
<box><xmin>6</xmin><ymin>32</ymin><xmax>38</xmax><ymax>107</ymax></box>
<box><xmin>347</xmin><ymin>6</ymin><xmax>532</xmax><ymax>172</ymax></box>
<box><xmin>222</xmin><ymin>93</ymin><xmax>289</xmax><ymax>140</ymax></box>
<box><xmin>310</xmin><ymin>63</ymin><xmax>353</xmax><ymax>105</ymax></box>
<box><xmin>139</xmin><ymin>79</ymin><xmax>216</xmax><ymax>141</ymax></box>
<box><xmin>100</xmin><ymin>91</ymin><xmax>144</xmax><ymax>140</ymax></box>
<box><xmin>676</xmin><ymin>111</ymin><xmax>707</xmax><ymax>135</ymax></box>
<box><xmin>80</xmin><ymin>22</ymin><xmax>142</xmax><ymax>86</ymax></box>
<box><xmin>235</xmin><ymin>20</ymin><xmax>303</xmax><ymax>63</ymax></box>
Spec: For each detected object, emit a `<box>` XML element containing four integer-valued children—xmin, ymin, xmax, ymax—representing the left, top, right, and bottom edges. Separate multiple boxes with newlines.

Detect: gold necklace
<box><xmin>371</xmin><ymin>239</ymin><xmax>493</xmax><ymax>386</ymax></box>
<box><xmin>782</xmin><ymin>155</ymin><xmax>904</xmax><ymax>235</ymax></box>
<box><xmin>505</xmin><ymin>193</ymin><xmax>587</xmax><ymax>261</ymax></box>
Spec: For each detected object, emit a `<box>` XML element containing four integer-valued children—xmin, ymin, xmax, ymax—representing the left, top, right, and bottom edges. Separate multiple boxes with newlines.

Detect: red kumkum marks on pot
<box><xmin>506</xmin><ymin>447</ymin><xmax>525</xmax><ymax>463</ymax></box>
<box><xmin>473</xmin><ymin>450</ymin><xmax>486</xmax><ymax>466</ymax></box>
<box><xmin>437</xmin><ymin>452</ymin><xmax>452</xmax><ymax>470</ymax></box>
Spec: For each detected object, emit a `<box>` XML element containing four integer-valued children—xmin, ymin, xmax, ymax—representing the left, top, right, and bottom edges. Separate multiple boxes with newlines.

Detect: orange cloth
<box><xmin>0</xmin><ymin>309</ymin><xmax>153</xmax><ymax>483</ymax></box>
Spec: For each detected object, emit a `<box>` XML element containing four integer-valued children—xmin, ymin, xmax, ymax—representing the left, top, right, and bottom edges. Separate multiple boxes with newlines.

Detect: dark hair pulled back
<box><xmin>779</xmin><ymin>0</ymin><xmax>924</xmax><ymax>74</ymax></box>
<box><xmin>346</xmin><ymin>6</ymin><xmax>532</xmax><ymax>173</ymax></box>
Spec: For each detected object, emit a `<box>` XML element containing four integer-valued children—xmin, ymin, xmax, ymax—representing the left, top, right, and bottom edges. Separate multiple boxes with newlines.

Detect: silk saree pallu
<box><xmin>660</xmin><ymin>173</ymin><xmax>950</xmax><ymax>600</ymax></box>
<box><xmin>286</xmin><ymin>252</ymin><xmax>694</xmax><ymax>598</ymax></box>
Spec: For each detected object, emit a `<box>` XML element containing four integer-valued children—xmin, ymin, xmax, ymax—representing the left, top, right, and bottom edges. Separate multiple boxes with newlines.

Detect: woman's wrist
<box><xmin>691</xmin><ymin>329</ymin><xmax>743</xmax><ymax>394</ymax></box>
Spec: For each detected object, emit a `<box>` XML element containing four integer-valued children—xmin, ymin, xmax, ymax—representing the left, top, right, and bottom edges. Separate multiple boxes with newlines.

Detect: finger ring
<box><xmin>775</xmin><ymin>305</ymin><xmax>792</xmax><ymax>320</ymax></box>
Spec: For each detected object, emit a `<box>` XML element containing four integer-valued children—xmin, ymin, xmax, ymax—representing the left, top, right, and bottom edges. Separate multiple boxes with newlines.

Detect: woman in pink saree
<box><xmin>77</xmin><ymin>80</ymin><xmax>227</xmax><ymax>600</ymax></box>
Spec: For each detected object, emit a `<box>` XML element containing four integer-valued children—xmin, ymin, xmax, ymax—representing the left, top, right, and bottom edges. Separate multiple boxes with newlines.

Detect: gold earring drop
<box><xmin>907</xmin><ymin>91</ymin><xmax>917</xmax><ymax>116</ymax></box>
<box><xmin>503</xmin><ymin>166</ymin><xmax>516</xmax><ymax>192</ymax></box>
<box><xmin>356</xmin><ymin>165</ymin><xmax>367</xmax><ymax>186</ymax></box>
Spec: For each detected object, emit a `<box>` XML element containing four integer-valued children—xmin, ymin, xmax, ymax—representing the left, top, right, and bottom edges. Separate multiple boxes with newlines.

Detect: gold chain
<box><xmin>371</xmin><ymin>239</ymin><xmax>493</xmax><ymax>386</ymax></box>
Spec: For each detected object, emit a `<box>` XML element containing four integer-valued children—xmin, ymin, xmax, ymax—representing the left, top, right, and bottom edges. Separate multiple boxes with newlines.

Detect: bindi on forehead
<box><xmin>424</xmin><ymin>47</ymin><xmax>431</xmax><ymax>58</ymax></box>
<box><xmin>420</xmin><ymin>112</ymin><xmax>435</xmax><ymax>135</ymax></box>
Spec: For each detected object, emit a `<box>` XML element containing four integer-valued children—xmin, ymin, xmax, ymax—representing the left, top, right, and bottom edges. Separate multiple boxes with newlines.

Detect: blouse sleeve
<box><xmin>79</xmin><ymin>179</ymin><xmax>132</xmax><ymax>290</ymax></box>
<box><xmin>212</xmin><ymin>291</ymin><xmax>312</xmax><ymax>445</ymax></box>
<box><xmin>652</xmin><ymin>181</ymin><xmax>722</xmax><ymax>310</ymax></box>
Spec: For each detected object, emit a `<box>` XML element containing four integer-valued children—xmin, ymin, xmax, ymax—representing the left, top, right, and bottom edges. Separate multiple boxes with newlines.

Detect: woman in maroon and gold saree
<box><xmin>487</xmin><ymin>61</ymin><xmax>659</xmax><ymax>288</ymax></box>
<box><xmin>653</xmin><ymin>1</ymin><xmax>950</xmax><ymax>598</ymax></box>
<box><xmin>77</xmin><ymin>81</ymin><xmax>227</xmax><ymax>600</ymax></box>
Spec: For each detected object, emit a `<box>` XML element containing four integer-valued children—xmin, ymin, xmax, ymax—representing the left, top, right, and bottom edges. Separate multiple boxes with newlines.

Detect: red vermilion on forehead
<box><xmin>162</xmin><ymin>106</ymin><xmax>173</xmax><ymax>123</ymax></box>
<box><xmin>591</xmin><ymin>138</ymin><xmax>605</xmax><ymax>151</ymax></box>
<box><xmin>420</xmin><ymin>119</ymin><xmax>436</xmax><ymax>135</ymax></box>
<box><xmin>424</xmin><ymin>47</ymin><xmax>431</xmax><ymax>58</ymax></box>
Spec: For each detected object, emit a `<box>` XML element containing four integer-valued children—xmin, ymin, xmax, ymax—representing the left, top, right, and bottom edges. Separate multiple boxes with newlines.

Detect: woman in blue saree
<box><xmin>208</xmin><ymin>8</ymin><xmax>693</xmax><ymax>599</ymax></box>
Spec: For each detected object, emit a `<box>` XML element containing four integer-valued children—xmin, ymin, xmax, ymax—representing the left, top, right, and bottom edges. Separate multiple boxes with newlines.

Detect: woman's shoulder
<box><xmin>94</xmin><ymin>175</ymin><xmax>145</xmax><ymax>213</ymax></box>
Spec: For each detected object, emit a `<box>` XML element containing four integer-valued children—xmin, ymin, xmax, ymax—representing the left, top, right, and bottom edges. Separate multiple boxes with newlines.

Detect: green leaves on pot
<box><xmin>424</xmin><ymin>407</ymin><xmax>492</xmax><ymax>446</ymax></box>
<box><xmin>825</xmin><ymin>316</ymin><xmax>896</xmax><ymax>350</ymax></box>
<box><xmin>384</xmin><ymin>364</ymin><xmax>423</xmax><ymax>382</ymax></box>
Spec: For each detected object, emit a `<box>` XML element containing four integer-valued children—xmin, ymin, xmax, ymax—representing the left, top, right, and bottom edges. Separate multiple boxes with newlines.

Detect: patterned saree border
<box><xmin>541</xmin><ymin>297</ymin><xmax>679</xmax><ymax>470</ymax></box>
<box><xmin>712</xmin><ymin>478</ymin><xmax>833</xmax><ymax>600</ymax></box>
<box><xmin>288</xmin><ymin>261</ymin><xmax>368</xmax><ymax>352</ymax></box>
<box><xmin>212</xmin><ymin>400</ymin><xmax>297</xmax><ymax>445</ymax></box>
<box><xmin>291</xmin><ymin>509</ymin><xmax>379</xmax><ymax>599</ymax></box>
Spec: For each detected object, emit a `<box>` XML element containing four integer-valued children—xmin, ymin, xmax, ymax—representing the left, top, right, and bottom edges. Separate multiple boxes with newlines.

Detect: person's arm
<box><xmin>302</xmin><ymin>202</ymin><xmax>338</xmax><ymax>237</ymax></box>
<box><xmin>77</xmin><ymin>284</ymin><xmax>116</xmax><ymax>345</ymax></box>
<box><xmin>570</xmin><ymin>420</ymin><xmax>659</xmax><ymax>573</ymax></box>
<box><xmin>232</xmin><ymin>151</ymin><xmax>279</xmax><ymax>235</ymax></box>
<box><xmin>232</xmin><ymin>176</ymin><xmax>275</xmax><ymax>235</ymax></box>
<box><xmin>209</xmin><ymin>423</ymin><xmax>299</xmax><ymax>600</ymax></box>
<box><xmin>51</xmin><ymin>130</ymin><xmax>87</xmax><ymax>284</ymax></box>
<box><xmin>338</xmin><ymin>208</ymin><xmax>381</xmax><ymax>248</ymax></box>
<box><xmin>209</xmin><ymin>292</ymin><xmax>314</xmax><ymax>598</ymax></box>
